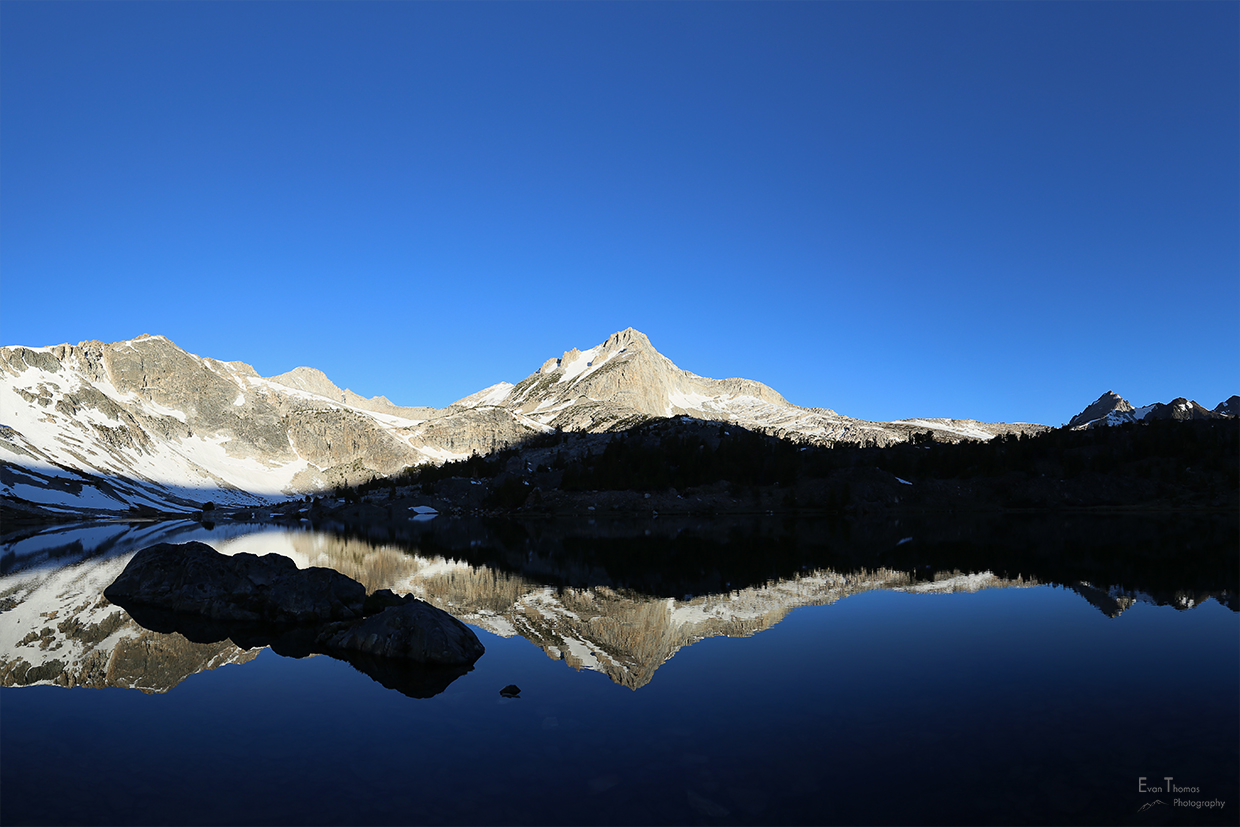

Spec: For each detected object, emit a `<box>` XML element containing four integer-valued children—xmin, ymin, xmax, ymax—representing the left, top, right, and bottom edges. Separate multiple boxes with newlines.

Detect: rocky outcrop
<box><xmin>103</xmin><ymin>542</ymin><xmax>484</xmax><ymax>666</ymax></box>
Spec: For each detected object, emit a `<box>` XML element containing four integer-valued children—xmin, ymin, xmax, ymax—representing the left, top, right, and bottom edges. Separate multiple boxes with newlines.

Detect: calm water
<box><xmin>1</xmin><ymin>514</ymin><xmax>1236</xmax><ymax>826</ymax></box>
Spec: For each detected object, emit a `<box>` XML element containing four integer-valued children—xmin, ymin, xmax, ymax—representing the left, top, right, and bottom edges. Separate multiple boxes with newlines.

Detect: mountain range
<box><xmin>1067</xmin><ymin>390</ymin><xmax>1239</xmax><ymax>429</ymax></box>
<box><xmin>0</xmin><ymin>328</ymin><xmax>1232</xmax><ymax>516</ymax></box>
<box><xmin>0</xmin><ymin>328</ymin><xmax>1042</xmax><ymax>515</ymax></box>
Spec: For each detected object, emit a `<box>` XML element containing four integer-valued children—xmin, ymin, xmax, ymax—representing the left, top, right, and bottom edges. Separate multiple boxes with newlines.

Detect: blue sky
<box><xmin>3</xmin><ymin>2</ymin><xmax>1236</xmax><ymax>426</ymax></box>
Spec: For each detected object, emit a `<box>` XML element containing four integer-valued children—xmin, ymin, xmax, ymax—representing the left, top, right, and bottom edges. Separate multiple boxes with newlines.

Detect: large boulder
<box><xmin>318</xmin><ymin>597</ymin><xmax>486</xmax><ymax>666</ymax></box>
<box><xmin>103</xmin><ymin>541</ymin><xmax>367</xmax><ymax>624</ymax></box>
<box><xmin>104</xmin><ymin>543</ymin><xmax>486</xmax><ymax>670</ymax></box>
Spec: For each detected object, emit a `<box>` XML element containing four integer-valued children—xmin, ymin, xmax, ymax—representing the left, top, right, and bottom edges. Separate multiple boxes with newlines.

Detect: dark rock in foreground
<box><xmin>104</xmin><ymin>541</ymin><xmax>367</xmax><ymax>623</ymax></box>
<box><xmin>318</xmin><ymin>600</ymin><xmax>485</xmax><ymax>665</ymax></box>
<box><xmin>104</xmin><ymin>542</ymin><xmax>484</xmax><ymax>667</ymax></box>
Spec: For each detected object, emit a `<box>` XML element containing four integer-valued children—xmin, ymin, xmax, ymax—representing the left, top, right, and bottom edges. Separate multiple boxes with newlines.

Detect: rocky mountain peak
<box><xmin>1068</xmin><ymin>391</ymin><xmax>1134</xmax><ymax>429</ymax></box>
<box><xmin>1068</xmin><ymin>389</ymin><xmax>1237</xmax><ymax>429</ymax></box>
<box><xmin>1144</xmin><ymin>397</ymin><xmax>1216</xmax><ymax>422</ymax></box>
<box><xmin>602</xmin><ymin>327</ymin><xmax>653</xmax><ymax>353</ymax></box>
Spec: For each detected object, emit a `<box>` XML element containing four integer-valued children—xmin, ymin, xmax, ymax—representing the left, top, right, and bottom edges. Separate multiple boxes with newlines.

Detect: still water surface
<box><xmin>1</xmin><ymin>515</ymin><xmax>1236</xmax><ymax>825</ymax></box>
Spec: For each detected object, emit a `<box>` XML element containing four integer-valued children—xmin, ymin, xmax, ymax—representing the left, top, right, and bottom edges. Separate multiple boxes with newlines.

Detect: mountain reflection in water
<box><xmin>2</xmin><ymin>514</ymin><xmax>1234</xmax><ymax>693</ymax></box>
<box><xmin>2</xmin><ymin>514</ymin><xmax>1237</xmax><ymax>827</ymax></box>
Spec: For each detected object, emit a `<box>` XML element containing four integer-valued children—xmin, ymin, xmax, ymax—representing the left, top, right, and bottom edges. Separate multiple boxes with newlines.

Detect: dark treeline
<box><xmin>330</xmin><ymin>417</ymin><xmax>1237</xmax><ymax>509</ymax></box>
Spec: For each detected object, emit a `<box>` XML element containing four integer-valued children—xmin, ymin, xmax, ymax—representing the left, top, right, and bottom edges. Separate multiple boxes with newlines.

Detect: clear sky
<box><xmin>2</xmin><ymin>2</ymin><xmax>1236</xmax><ymax>427</ymax></box>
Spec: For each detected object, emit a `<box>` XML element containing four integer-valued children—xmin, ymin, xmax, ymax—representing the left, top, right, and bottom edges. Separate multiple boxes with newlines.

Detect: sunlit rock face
<box><xmin>1</xmin><ymin>329</ymin><xmax>1046</xmax><ymax>514</ymax></box>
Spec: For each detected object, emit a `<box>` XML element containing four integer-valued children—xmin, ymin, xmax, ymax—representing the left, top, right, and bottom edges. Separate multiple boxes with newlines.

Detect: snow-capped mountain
<box><xmin>1068</xmin><ymin>391</ymin><xmax>1239</xmax><ymax>429</ymax></box>
<box><xmin>1</xmin><ymin>329</ymin><xmax>1043</xmax><ymax>514</ymax></box>
<box><xmin>0</xmin><ymin>334</ymin><xmax>548</xmax><ymax>514</ymax></box>
<box><xmin>448</xmin><ymin>328</ymin><xmax>1041</xmax><ymax>444</ymax></box>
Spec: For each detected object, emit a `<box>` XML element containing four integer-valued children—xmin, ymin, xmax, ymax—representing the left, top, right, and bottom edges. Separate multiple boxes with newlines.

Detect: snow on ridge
<box><xmin>896</xmin><ymin>571</ymin><xmax>1003</xmax><ymax>593</ymax></box>
<box><xmin>2</xmin><ymin>342</ymin><xmax>67</xmax><ymax>354</ymax></box>
<box><xmin>453</xmin><ymin>382</ymin><xmax>515</xmax><ymax>409</ymax></box>
<box><xmin>666</xmin><ymin>389</ymin><xmax>720</xmax><ymax>416</ymax></box>
<box><xmin>557</xmin><ymin>346</ymin><xmax>602</xmax><ymax>384</ymax></box>
<box><xmin>894</xmin><ymin>419</ymin><xmax>997</xmax><ymax>441</ymax></box>
<box><xmin>246</xmin><ymin>375</ymin><xmax>425</xmax><ymax>426</ymax></box>
<box><xmin>414</xmin><ymin>443</ymin><xmax>471</xmax><ymax>463</ymax></box>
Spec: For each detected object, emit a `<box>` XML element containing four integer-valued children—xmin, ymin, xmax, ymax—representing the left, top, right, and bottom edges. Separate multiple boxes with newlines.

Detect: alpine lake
<box><xmin>2</xmin><ymin>512</ymin><xmax>1236</xmax><ymax>826</ymax></box>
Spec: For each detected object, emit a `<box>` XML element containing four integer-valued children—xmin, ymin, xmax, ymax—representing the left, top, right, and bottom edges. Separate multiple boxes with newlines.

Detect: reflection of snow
<box><xmin>896</xmin><ymin>572</ymin><xmax>998</xmax><ymax>593</ymax></box>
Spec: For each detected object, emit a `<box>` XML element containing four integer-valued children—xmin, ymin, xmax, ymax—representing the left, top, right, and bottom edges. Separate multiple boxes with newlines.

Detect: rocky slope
<box><xmin>1</xmin><ymin>329</ymin><xmax>1043</xmax><ymax>515</ymax></box>
<box><xmin>0</xmin><ymin>335</ymin><xmax>546</xmax><ymax>513</ymax></box>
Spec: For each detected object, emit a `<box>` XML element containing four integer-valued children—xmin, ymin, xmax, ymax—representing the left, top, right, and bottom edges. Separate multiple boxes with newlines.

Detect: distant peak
<box><xmin>267</xmin><ymin>365</ymin><xmax>345</xmax><ymax>401</ymax></box>
<box><xmin>281</xmin><ymin>366</ymin><xmax>331</xmax><ymax>382</ymax></box>
<box><xmin>1068</xmin><ymin>390</ymin><xmax>1134</xmax><ymax>429</ymax></box>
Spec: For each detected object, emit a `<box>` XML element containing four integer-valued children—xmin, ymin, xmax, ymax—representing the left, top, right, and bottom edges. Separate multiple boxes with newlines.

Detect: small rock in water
<box><xmin>500</xmin><ymin>684</ymin><xmax>521</xmax><ymax>698</ymax></box>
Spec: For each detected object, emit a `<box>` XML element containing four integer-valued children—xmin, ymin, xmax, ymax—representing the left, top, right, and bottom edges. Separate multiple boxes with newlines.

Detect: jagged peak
<box><xmin>1094</xmin><ymin>390</ymin><xmax>1131</xmax><ymax>407</ymax></box>
<box><xmin>1068</xmin><ymin>390</ymin><xmax>1135</xmax><ymax>429</ymax></box>
<box><xmin>602</xmin><ymin>327</ymin><xmax>653</xmax><ymax>352</ymax></box>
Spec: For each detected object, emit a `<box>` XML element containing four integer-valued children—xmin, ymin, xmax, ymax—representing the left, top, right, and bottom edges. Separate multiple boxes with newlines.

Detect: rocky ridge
<box><xmin>1069</xmin><ymin>390</ymin><xmax>1238</xmax><ymax>429</ymax></box>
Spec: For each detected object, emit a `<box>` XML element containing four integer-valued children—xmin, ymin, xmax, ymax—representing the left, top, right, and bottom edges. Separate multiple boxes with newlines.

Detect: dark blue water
<box><xmin>2</xmin><ymin>518</ymin><xmax>1237</xmax><ymax>825</ymax></box>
